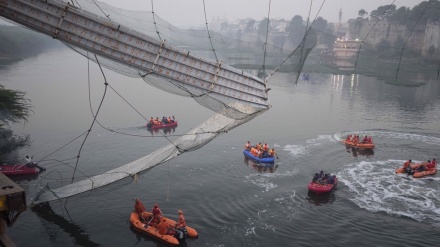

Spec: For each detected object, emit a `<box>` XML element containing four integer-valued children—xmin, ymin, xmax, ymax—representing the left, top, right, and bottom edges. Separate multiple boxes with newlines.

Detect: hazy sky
<box><xmin>100</xmin><ymin>0</ymin><xmax>424</xmax><ymax>28</ymax></box>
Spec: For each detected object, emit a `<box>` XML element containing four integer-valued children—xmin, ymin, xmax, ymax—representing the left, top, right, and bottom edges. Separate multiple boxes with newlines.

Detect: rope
<box><xmin>91</xmin><ymin>0</ymin><xmax>111</xmax><ymax>20</ymax></box>
<box><xmin>150</xmin><ymin>0</ymin><xmax>163</xmax><ymax>41</ymax></box>
<box><xmin>266</xmin><ymin>0</ymin><xmax>325</xmax><ymax>83</ymax></box>
<box><xmin>394</xmin><ymin>0</ymin><xmax>432</xmax><ymax>82</ymax></box>
<box><xmin>202</xmin><ymin>0</ymin><xmax>219</xmax><ymax>63</ymax></box>
<box><xmin>70</xmin><ymin>54</ymin><xmax>108</xmax><ymax>183</ymax></box>
<box><xmin>258</xmin><ymin>0</ymin><xmax>272</xmax><ymax>80</ymax></box>
<box><xmin>352</xmin><ymin>0</ymin><xmax>396</xmax><ymax>75</ymax></box>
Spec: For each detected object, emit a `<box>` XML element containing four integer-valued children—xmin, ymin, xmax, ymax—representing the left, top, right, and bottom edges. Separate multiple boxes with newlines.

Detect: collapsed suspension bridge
<box><xmin>0</xmin><ymin>0</ymin><xmax>314</xmax><ymax>204</ymax></box>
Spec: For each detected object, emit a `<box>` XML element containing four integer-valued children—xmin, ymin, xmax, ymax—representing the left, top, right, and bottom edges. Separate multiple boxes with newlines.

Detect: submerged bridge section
<box><xmin>0</xmin><ymin>0</ymin><xmax>270</xmax><ymax>111</ymax></box>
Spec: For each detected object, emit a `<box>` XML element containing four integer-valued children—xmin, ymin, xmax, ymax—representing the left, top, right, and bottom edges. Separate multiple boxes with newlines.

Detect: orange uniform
<box><xmin>403</xmin><ymin>160</ymin><xmax>411</xmax><ymax>169</ymax></box>
<box><xmin>157</xmin><ymin>219</ymin><xmax>171</xmax><ymax>235</ymax></box>
<box><xmin>263</xmin><ymin>144</ymin><xmax>269</xmax><ymax>151</ymax></box>
<box><xmin>176</xmin><ymin>210</ymin><xmax>186</xmax><ymax>228</ymax></box>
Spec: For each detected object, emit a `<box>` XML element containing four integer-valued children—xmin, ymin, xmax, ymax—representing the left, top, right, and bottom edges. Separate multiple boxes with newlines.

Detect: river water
<box><xmin>2</xmin><ymin>48</ymin><xmax>440</xmax><ymax>246</ymax></box>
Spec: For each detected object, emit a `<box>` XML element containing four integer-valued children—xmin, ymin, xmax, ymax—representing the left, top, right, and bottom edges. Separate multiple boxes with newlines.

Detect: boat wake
<box><xmin>335</xmin><ymin>130</ymin><xmax>440</xmax><ymax>145</ymax></box>
<box><xmin>338</xmin><ymin>160</ymin><xmax>440</xmax><ymax>226</ymax></box>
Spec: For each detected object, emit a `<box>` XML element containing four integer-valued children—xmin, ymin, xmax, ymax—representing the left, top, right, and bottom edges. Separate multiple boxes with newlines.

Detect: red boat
<box><xmin>308</xmin><ymin>178</ymin><xmax>338</xmax><ymax>194</ymax></box>
<box><xmin>0</xmin><ymin>162</ymin><xmax>45</xmax><ymax>176</ymax></box>
<box><xmin>147</xmin><ymin>121</ymin><xmax>178</xmax><ymax>130</ymax></box>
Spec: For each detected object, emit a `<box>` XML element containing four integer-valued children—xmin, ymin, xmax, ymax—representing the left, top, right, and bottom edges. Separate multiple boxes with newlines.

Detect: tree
<box><xmin>258</xmin><ymin>18</ymin><xmax>269</xmax><ymax>37</ymax></box>
<box><xmin>0</xmin><ymin>85</ymin><xmax>31</xmax><ymax>126</ymax></box>
<box><xmin>358</xmin><ymin>9</ymin><xmax>368</xmax><ymax>18</ymax></box>
<box><xmin>370</xmin><ymin>4</ymin><xmax>397</xmax><ymax>21</ymax></box>
<box><xmin>287</xmin><ymin>15</ymin><xmax>306</xmax><ymax>47</ymax></box>
<box><xmin>0</xmin><ymin>85</ymin><xmax>32</xmax><ymax>161</ymax></box>
<box><xmin>245</xmin><ymin>19</ymin><xmax>255</xmax><ymax>32</ymax></box>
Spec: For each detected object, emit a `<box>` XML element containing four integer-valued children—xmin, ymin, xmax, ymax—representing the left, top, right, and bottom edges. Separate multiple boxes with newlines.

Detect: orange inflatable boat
<box><xmin>395</xmin><ymin>163</ymin><xmax>423</xmax><ymax>174</ymax></box>
<box><xmin>395</xmin><ymin>162</ymin><xmax>437</xmax><ymax>178</ymax></box>
<box><xmin>130</xmin><ymin>211</ymin><xmax>198</xmax><ymax>246</ymax></box>
<box><xmin>343</xmin><ymin>140</ymin><xmax>375</xmax><ymax>150</ymax></box>
<box><xmin>413</xmin><ymin>169</ymin><xmax>437</xmax><ymax>178</ymax></box>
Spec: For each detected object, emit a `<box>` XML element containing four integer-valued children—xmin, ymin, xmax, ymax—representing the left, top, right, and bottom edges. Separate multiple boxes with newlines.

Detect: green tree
<box><xmin>0</xmin><ymin>85</ymin><xmax>32</xmax><ymax>160</ymax></box>
<box><xmin>370</xmin><ymin>4</ymin><xmax>397</xmax><ymax>21</ymax></box>
<box><xmin>245</xmin><ymin>19</ymin><xmax>255</xmax><ymax>32</ymax></box>
<box><xmin>258</xmin><ymin>18</ymin><xmax>269</xmax><ymax>37</ymax></box>
<box><xmin>358</xmin><ymin>9</ymin><xmax>368</xmax><ymax>18</ymax></box>
<box><xmin>287</xmin><ymin>15</ymin><xmax>306</xmax><ymax>47</ymax></box>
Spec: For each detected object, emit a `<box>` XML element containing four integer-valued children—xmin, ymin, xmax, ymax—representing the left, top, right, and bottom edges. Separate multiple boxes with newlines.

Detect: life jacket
<box><xmin>177</xmin><ymin>214</ymin><xmax>186</xmax><ymax>228</ymax></box>
<box><xmin>257</xmin><ymin>144</ymin><xmax>261</xmax><ymax>150</ymax></box>
<box><xmin>157</xmin><ymin>221</ymin><xmax>170</xmax><ymax>235</ymax></box>
<box><xmin>134</xmin><ymin>199</ymin><xmax>146</xmax><ymax>215</ymax></box>
<box><xmin>152</xmin><ymin>207</ymin><xmax>162</xmax><ymax>217</ymax></box>
<box><xmin>263</xmin><ymin>144</ymin><xmax>269</xmax><ymax>151</ymax></box>
<box><xmin>256</xmin><ymin>149</ymin><xmax>261</xmax><ymax>156</ymax></box>
<box><xmin>245</xmin><ymin>143</ymin><xmax>250</xmax><ymax>149</ymax></box>
<box><xmin>168</xmin><ymin>117</ymin><xmax>172</xmax><ymax>123</ymax></box>
<box><xmin>426</xmin><ymin>162</ymin><xmax>435</xmax><ymax>169</ymax></box>
<box><xmin>269</xmin><ymin>149</ymin><xmax>274</xmax><ymax>156</ymax></box>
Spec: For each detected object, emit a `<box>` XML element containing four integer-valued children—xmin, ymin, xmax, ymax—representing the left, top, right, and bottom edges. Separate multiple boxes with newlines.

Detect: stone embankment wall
<box><xmin>348</xmin><ymin>19</ymin><xmax>440</xmax><ymax>57</ymax></box>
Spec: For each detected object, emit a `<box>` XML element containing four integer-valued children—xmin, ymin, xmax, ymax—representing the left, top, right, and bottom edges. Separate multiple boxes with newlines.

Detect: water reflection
<box><xmin>243</xmin><ymin>157</ymin><xmax>278</xmax><ymax>173</ymax></box>
<box><xmin>129</xmin><ymin>225</ymin><xmax>187</xmax><ymax>247</ymax></box>
<box><xmin>306</xmin><ymin>190</ymin><xmax>336</xmax><ymax>206</ymax></box>
<box><xmin>31</xmin><ymin>203</ymin><xmax>99</xmax><ymax>247</ymax></box>
<box><xmin>148</xmin><ymin>127</ymin><xmax>176</xmax><ymax>136</ymax></box>
<box><xmin>345</xmin><ymin>147</ymin><xmax>375</xmax><ymax>158</ymax></box>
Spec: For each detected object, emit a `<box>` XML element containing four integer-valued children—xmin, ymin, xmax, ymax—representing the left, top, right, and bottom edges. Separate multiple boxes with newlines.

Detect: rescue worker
<box><xmin>362</xmin><ymin>135</ymin><xmax>368</xmax><ymax>143</ymax></box>
<box><xmin>257</xmin><ymin>142</ymin><xmax>262</xmax><ymax>151</ymax></box>
<box><xmin>175</xmin><ymin>210</ymin><xmax>186</xmax><ymax>229</ymax></box>
<box><xmin>134</xmin><ymin>199</ymin><xmax>147</xmax><ymax>221</ymax></box>
<box><xmin>326</xmin><ymin>175</ymin><xmax>336</xmax><ymax>185</ymax></box>
<box><xmin>426</xmin><ymin>160</ymin><xmax>436</xmax><ymax>170</ymax></box>
<box><xmin>416</xmin><ymin>160</ymin><xmax>431</xmax><ymax>172</ymax></box>
<box><xmin>157</xmin><ymin>218</ymin><xmax>173</xmax><ymax>235</ymax></box>
<box><xmin>150</xmin><ymin>204</ymin><xmax>163</xmax><ymax>226</ymax></box>
<box><xmin>312</xmin><ymin>173</ymin><xmax>320</xmax><ymax>183</ymax></box>
<box><xmin>256</xmin><ymin>148</ymin><xmax>262</xmax><ymax>158</ymax></box>
<box><xmin>168</xmin><ymin>116</ymin><xmax>172</xmax><ymax>124</ymax></box>
<box><xmin>154</xmin><ymin>117</ymin><xmax>160</xmax><ymax>125</ymax></box>
<box><xmin>149</xmin><ymin>117</ymin><xmax>154</xmax><ymax>124</ymax></box>
<box><xmin>262</xmin><ymin>143</ymin><xmax>269</xmax><ymax>157</ymax></box>
<box><xmin>250</xmin><ymin>146</ymin><xmax>257</xmax><ymax>156</ymax></box>
<box><xmin>346</xmin><ymin>134</ymin><xmax>352</xmax><ymax>141</ymax></box>
<box><xmin>269</xmin><ymin>148</ymin><xmax>276</xmax><ymax>157</ymax></box>
<box><xmin>173</xmin><ymin>210</ymin><xmax>186</xmax><ymax>239</ymax></box>
<box><xmin>245</xmin><ymin>141</ymin><xmax>251</xmax><ymax>151</ymax></box>
<box><xmin>403</xmin><ymin>159</ymin><xmax>412</xmax><ymax>174</ymax></box>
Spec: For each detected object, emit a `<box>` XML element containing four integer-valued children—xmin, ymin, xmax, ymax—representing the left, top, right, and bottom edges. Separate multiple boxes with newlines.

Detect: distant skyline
<box><xmin>99</xmin><ymin>0</ymin><xmax>424</xmax><ymax>28</ymax></box>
